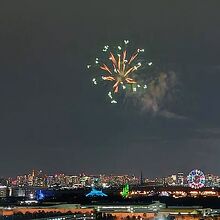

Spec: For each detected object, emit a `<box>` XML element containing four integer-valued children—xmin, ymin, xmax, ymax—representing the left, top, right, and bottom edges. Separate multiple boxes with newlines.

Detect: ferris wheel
<box><xmin>187</xmin><ymin>169</ymin><xmax>206</xmax><ymax>189</ymax></box>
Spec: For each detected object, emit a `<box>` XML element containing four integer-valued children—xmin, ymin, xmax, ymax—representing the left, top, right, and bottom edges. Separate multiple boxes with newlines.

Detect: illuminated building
<box><xmin>86</xmin><ymin>188</ymin><xmax>107</xmax><ymax>197</ymax></box>
<box><xmin>177</xmin><ymin>172</ymin><xmax>184</xmax><ymax>185</ymax></box>
<box><xmin>27</xmin><ymin>174</ymin><xmax>34</xmax><ymax>186</ymax></box>
<box><xmin>0</xmin><ymin>178</ymin><xmax>8</xmax><ymax>186</ymax></box>
<box><xmin>165</xmin><ymin>175</ymin><xmax>177</xmax><ymax>186</ymax></box>
<box><xmin>46</xmin><ymin>175</ymin><xmax>55</xmax><ymax>187</ymax></box>
<box><xmin>65</xmin><ymin>175</ymin><xmax>79</xmax><ymax>187</ymax></box>
<box><xmin>214</xmin><ymin>176</ymin><xmax>220</xmax><ymax>187</ymax></box>
<box><xmin>33</xmin><ymin>170</ymin><xmax>46</xmax><ymax>187</ymax></box>
<box><xmin>12</xmin><ymin>187</ymin><xmax>26</xmax><ymax>197</ymax></box>
<box><xmin>6</xmin><ymin>169</ymin><xmax>220</xmax><ymax>191</ymax></box>
<box><xmin>206</xmin><ymin>173</ymin><xmax>214</xmax><ymax>187</ymax></box>
<box><xmin>53</xmin><ymin>173</ymin><xmax>66</xmax><ymax>186</ymax></box>
<box><xmin>27</xmin><ymin>170</ymin><xmax>35</xmax><ymax>186</ymax></box>
<box><xmin>0</xmin><ymin>186</ymin><xmax>7</xmax><ymax>197</ymax></box>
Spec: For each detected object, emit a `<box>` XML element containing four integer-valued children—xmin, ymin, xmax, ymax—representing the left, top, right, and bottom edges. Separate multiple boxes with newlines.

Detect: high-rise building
<box><xmin>140</xmin><ymin>171</ymin><xmax>144</xmax><ymax>186</ymax></box>
<box><xmin>0</xmin><ymin>186</ymin><xmax>7</xmax><ymax>197</ymax></box>
<box><xmin>33</xmin><ymin>170</ymin><xmax>46</xmax><ymax>187</ymax></box>
<box><xmin>206</xmin><ymin>174</ymin><xmax>214</xmax><ymax>187</ymax></box>
<box><xmin>165</xmin><ymin>175</ymin><xmax>177</xmax><ymax>185</ymax></box>
<box><xmin>12</xmin><ymin>187</ymin><xmax>26</xmax><ymax>197</ymax></box>
<box><xmin>177</xmin><ymin>172</ymin><xmax>184</xmax><ymax>185</ymax></box>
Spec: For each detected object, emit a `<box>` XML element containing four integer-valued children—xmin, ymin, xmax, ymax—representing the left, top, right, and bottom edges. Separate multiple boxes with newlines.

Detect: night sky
<box><xmin>1</xmin><ymin>1</ymin><xmax>220</xmax><ymax>178</ymax></box>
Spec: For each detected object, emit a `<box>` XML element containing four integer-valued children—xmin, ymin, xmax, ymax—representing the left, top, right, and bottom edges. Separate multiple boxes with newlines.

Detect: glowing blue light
<box><xmin>35</xmin><ymin>189</ymin><xmax>54</xmax><ymax>201</ymax></box>
<box><xmin>86</xmin><ymin>188</ymin><xmax>107</xmax><ymax>197</ymax></box>
<box><xmin>36</xmin><ymin>190</ymin><xmax>45</xmax><ymax>200</ymax></box>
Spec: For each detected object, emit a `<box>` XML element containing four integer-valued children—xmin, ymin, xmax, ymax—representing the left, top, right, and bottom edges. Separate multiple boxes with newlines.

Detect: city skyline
<box><xmin>0</xmin><ymin>168</ymin><xmax>218</xmax><ymax>190</ymax></box>
<box><xmin>2</xmin><ymin>168</ymin><xmax>220</xmax><ymax>181</ymax></box>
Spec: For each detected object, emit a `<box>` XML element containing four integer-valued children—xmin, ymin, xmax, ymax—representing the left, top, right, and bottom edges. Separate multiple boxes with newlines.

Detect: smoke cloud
<box><xmin>140</xmin><ymin>71</ymin><xmax>184</xmax><ymax>118</ymax></box>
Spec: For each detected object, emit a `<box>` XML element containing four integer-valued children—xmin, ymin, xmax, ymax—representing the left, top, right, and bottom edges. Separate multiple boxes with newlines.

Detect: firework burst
<box><xmin>87</xmin><ymin>40</ymin><xmax>153</xmax><ymax>103</ymax></box>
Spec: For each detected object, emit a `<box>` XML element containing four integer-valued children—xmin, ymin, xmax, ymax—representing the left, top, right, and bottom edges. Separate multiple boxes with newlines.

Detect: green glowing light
<box><xmin>121</xmin><ymin>183</ymin><xmax>129</xmax><ymax>198</ymax></box>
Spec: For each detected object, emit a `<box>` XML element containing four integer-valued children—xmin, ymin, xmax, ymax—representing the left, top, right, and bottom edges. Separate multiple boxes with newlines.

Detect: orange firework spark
<box><xmin>87</xmin><ymin>41</ymin><xmax>151</xmax><ymax>104</ymax></box>
<box><xmin>100</xmin><ymin>49</ymin><xmax>141</xmax><ymax>93</ymax></box>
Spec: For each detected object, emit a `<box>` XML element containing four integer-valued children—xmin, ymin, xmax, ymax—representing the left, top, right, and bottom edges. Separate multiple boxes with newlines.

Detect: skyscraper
<box><xmin>177</xmin><ymin>172</ymin><xmax>184</xmax><ymax>186</ymax></box>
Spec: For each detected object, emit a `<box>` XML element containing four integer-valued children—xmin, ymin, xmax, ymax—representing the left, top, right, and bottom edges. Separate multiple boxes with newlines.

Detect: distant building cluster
<box><xmin>0</xmin><ymin>170</ymin><xmax>220</xmax><ymax>188</ymax></box>
<box><xmin>0</xmin><ymin>169</ymin><xmax>219</xmax><ymax>198</ymax></box>
<box><xmin>150</xmin><ymin>172</ymin><xmax>220</xmax><ymax>188</ymax></box>
<box><xmin>1</xmin><ymin>169</ymin><xmax>220</xmax><ymax>188</ymax></box>
<box><xmin>5</xmin><ymin>170</ymin><xmax>139</xmax><ymax>188</ymax></box>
